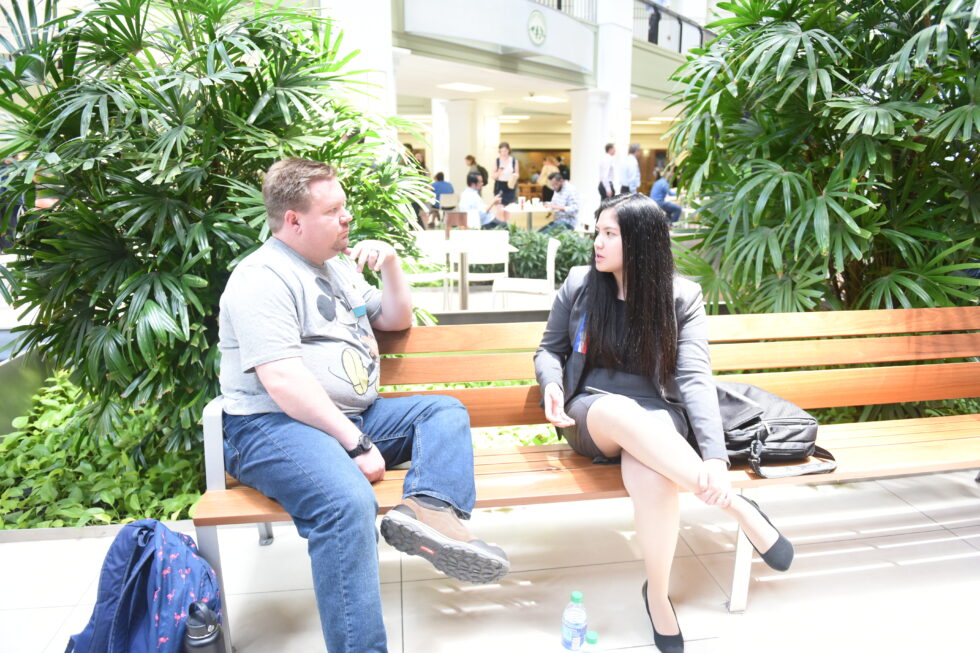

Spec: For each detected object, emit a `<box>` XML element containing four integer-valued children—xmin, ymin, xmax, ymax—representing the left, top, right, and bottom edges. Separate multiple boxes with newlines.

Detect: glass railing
<box><xmin>530</xmin><ymin>0</ymin><xmax>597</xmax><ymax>24</ymax></box>
<box><xmin>632</xmin><ymin>0</ymin><xmax>715</xmax><ymax>53</ymax></box>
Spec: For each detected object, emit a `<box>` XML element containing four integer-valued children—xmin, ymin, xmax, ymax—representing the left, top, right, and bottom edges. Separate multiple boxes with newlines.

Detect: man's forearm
<box><xmin>256</xmin><ymin>358</ymin><xmax>362</xmax><ymax>449</ymax></box>
<box><xmin>374</xmin><ymin>261</ymin><xmax>413</xmax><ymax>330</ymax></box>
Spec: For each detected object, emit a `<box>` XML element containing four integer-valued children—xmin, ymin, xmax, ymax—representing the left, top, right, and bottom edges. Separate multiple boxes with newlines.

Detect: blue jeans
<box><xmin>222</xmin><ymin>395</ymin><xmax>475</xmax><ymax>653</ymax></box>
<box><xmin>658</xmin><ymin>200</ymin><xmax>682</xmax><ymax>223</ymax></box>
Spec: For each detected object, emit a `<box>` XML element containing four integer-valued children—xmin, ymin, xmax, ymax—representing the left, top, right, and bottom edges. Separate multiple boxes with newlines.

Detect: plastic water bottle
<box><xmin>581</xmin><ymin>630</ymin><xmax>600</xmax><ymax>652</ymax></box>
<box><xmin>561</xmin><ymin>590</ymin><xmax>588</xmax><ymax>650</ymax></box>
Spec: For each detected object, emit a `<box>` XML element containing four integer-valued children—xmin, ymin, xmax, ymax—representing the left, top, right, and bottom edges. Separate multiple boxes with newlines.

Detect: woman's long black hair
<box><xmin>584</xmin><ymin>193</ymin><xmax>676</xmax><ymax>389</ymax></box>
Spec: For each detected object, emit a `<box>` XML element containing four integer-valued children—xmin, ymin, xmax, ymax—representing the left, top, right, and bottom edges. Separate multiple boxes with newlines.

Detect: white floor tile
<box><xmin>876</xmin><ymin>469</ymin><xmax>980</xmax><ymax>529</ymax></box>
<box><xmin>699</xmin><ymin>528</ymin><xmax>980</xmax><ymax>651</ymax></box>
<box><xmin>399</xmin><ymin>500</ymin><xmax>694</xmax><ymax>583</ymax></box>
<box><xmin>220</xmin><ymin>582</ymin><xmax>402</xmax><ymax>653</ymax></box>
<box><xmin>400</xmin><ymin>558</ymin><xmax>730</xmax><ymax>653</ymax></box>
<box><xmin>951</xmin><ymin>525</ymin><xmax>980</xmax><ymax>552</ymax></box>
<box><xmin>42</xmin><ymin>602</ymin><xmax>94</xmax><ymax>653</ymax></box>
<box><xmin>214</xmin><ymin>522</ymin><xmax>400</xmax><ymax>597</ymax></box>
<box><xmin>0</xmin><ymin>606</ymin><xmax>74</xmax><ymax>653</ymax></box>
<box><xmin>0</xmin><ymin>537</ymin><xmax>111</xmax><ymax>609</ymax></box>
<box><xmin>679</xmin><ymin>480</ymin><xmax>946</xmax><ymax>558</ymax></box>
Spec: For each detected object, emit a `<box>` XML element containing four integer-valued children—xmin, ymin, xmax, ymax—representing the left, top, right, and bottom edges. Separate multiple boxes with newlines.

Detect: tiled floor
<box><xmin>2</xmin><ymin>470</ymin><xmax>978</xmax><ymax>653</ymax></box>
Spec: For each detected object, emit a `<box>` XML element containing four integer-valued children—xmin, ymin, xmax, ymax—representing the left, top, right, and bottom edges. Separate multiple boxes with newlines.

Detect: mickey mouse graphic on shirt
<box><xmin>314</xmin><ymin>276</ymin><xmax>379</xmax><ymax>395</ymax></box>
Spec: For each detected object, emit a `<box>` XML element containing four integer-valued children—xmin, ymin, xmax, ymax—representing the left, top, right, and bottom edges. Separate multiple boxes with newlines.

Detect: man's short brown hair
<box><xmin>262</xmin><ymin>158</ymin><xmax>337</xmax><ymax>232</ymax></box>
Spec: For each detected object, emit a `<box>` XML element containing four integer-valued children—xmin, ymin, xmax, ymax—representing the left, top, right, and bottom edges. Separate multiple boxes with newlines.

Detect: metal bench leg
<box><xmin>196</xmin><ymin>524</ymin><xmax>234</xmax><ymax>653</ymax></box>
<box><xmin>728</xmin><ymin>523</ymin><xmax>752</xmax><ymax>612</ymax></box>
<box><xmin>257</xmin><ymin>522</ymin><xmax>274</xmax><ymax>546</ymax></box>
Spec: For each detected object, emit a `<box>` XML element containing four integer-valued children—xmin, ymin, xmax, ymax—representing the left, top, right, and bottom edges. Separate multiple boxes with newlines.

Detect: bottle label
<box><xmin>561</xmin><ymin>621</ymin><xmax>587</xmax><ymax>650</ymax></box>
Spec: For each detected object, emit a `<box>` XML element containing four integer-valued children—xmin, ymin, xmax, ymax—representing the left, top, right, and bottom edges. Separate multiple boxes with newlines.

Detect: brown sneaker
<box><xmin>380</xmin><ymin>497</ymin><xmax>510</xmax><ymax>584</ymax></box>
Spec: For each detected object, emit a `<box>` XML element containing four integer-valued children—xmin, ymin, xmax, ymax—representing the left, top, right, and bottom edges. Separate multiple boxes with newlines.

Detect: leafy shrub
<box><xmin>0</xmin><ymin>0</ymin><xmax>428</xmax><ymax>451</ymax></box>
<box><xmin>0</xmin><ymin>372</ymin><xmax>202</xmax><ymax>529</ymax></box>
<box><xmin>670</xmin><ymin>0</ymin><xmax>979</xmax><ymax>312</ymax></box>
<box><xmin>507</xmin><ymin>228</ymin><xmax>594</xmax><ymax>284</ymax></box>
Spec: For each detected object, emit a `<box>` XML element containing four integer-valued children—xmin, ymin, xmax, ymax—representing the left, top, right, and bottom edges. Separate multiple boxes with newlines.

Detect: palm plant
<box><xmin>669</xmin><ymin>0</ymin><xmax>980</xmax><ymax>313</ymax></box>
<box><xmin>0</xmin><ymin>0</ymin><xmax>429</xmax><ymax>449</ymax></box>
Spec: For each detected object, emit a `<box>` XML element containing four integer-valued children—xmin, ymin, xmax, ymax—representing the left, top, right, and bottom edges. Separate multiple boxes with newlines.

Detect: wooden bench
<box><xmin>193</xmin><ymin>306</ymin><xmax>980</xmax><ymax>648</ymax></box>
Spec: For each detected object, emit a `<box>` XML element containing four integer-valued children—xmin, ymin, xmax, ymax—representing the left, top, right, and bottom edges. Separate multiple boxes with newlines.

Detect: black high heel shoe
<box><xmin>642</xmin><ymin>580</ymin><xmax>684</xmax><ymax>653</ymax></box>
<box><xmin>740</xmin><ymin>496</ymin><xmax>794</xmax><ymax>571</ymax></box>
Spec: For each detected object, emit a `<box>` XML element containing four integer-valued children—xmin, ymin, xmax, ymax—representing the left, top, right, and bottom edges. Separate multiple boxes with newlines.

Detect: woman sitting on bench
<box><xmin>534</xmin><ymin>194</ymin><xmax>794</xmax><ymax>653</ymax></box>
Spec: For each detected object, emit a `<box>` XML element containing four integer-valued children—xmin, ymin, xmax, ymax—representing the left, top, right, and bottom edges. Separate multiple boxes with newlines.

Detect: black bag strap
<box><xmin>749</xmin><ymin>444</ymin><xmax>837</xmax><ymax>479</ymax></box>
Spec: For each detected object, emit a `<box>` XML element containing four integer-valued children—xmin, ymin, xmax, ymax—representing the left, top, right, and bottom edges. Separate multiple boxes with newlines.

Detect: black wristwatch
<box><xmin>346</xmin><ymin>433</ymin><xmax>374</xmax><ymax>458</ymax></box>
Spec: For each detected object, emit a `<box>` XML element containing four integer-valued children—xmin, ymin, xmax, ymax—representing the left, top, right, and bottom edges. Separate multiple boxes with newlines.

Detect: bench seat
<box><xmin>193</xmin><ymin>306</ymin><xmax>980</xmax><ymax>651</ymax></box>
<box><xmin>193</xmin><ymin>414</ymin><xmax>980</xmax><ymax>527</ymax></box>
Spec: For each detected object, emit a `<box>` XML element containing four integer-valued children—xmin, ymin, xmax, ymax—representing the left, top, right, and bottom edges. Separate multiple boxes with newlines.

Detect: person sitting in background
<box><xmin>649</xmin><ymin>168</ymin><xmax>682</xmax><ymax>223</ymax></box>
<box><xmin>431</xmin><ymin>172</ymin><xmax>455</xmax><ymax>210</ymax></box>
<box><xmin>539</xmin><ymin>155</ymin><xmax>560</xmax><ymax>203</ymax></box>
<box><xmin>459</xmin><ymin>171</ymin><xmax>505</xmax><ymax>230</ymax></box>
<box><xmin>540</xmin><ymin>172</ymin><xmax>579</xmax><ymax>233</ymax></box>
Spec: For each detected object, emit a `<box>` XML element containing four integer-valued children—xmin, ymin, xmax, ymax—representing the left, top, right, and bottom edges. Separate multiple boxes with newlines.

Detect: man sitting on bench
<box><xmin>217</xmin><ymin>158</ymin><xmax>510</xmax><ymax>652</ymax></box>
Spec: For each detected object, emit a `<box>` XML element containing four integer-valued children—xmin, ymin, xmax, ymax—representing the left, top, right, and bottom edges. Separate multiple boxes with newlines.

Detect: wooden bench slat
<box><xmin>381</xmin><ymin>353</ymin><xmax>535</xmax><ymax>385</ymax></box>
<box><xmin>710</xmin><ymin>333</ymin><xmax>980</xmax><ymax>371</ymax></box>
<box><xmin>381</xmin><ymin>362</ymin><xmax>980</xmax><ymax>425</ymax></box>
<box><xmin>379</xmin><ymin>333</ymin><xmax>980</xmax><ymax>384</ymax></box>
<box><xmin>376</xmin><ymin>322</ymin><xmax>544</xmax><ymax>353</ymax></box>
<box><xmin>706</xmin><ymin>306</ymin><xmax>980</xmax><ymax>341</ymax></box>
<box><xmin>726</xmin><ymin>362</ymin><xmax>980</xmax><ymax>409</ymax></box>
<box><xmin>372</xmin><ymin>307</ymin><xmax>980</xmax><ymax>356</ymax></box>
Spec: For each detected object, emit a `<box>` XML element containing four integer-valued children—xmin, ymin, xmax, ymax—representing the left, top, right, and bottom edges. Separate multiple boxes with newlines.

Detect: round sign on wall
<box><xmin>528</xmin><ymin>10</ymin><xmax>547</xmax><ymax>46</ymax></box>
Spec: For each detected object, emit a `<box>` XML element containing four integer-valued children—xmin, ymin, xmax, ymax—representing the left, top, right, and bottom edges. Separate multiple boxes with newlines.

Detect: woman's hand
<box><xmin>695</xmin><ymin>458</ymin><xmax>732</xmax><ymax>507</ymax></box>
<box><xmin>543</xmin><ymin>383</ymin><xmax>575</xmax><ymax>428</ymax></box>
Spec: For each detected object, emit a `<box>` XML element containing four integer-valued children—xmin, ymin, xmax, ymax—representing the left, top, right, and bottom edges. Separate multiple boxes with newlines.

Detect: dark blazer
<box><xmin>534</xmin><ymin>266</ymin><xmax>728</xmax><ymax>463</ymax></box>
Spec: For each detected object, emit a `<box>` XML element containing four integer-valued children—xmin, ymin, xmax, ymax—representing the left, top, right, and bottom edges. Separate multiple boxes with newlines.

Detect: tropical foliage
<box><xmin>0</xmin><ymin>372</ymin><xmax>202</xmax><ymax>528</ymax></box>
<box><xmin>670</xmin><ymin>0</ymin><xmax>980</xmax><ymax>313</ymax></box>
<box><xmin>0</xmin><ymin>0</ymin><xmax>429</xmax><ymax>450</ymax></box>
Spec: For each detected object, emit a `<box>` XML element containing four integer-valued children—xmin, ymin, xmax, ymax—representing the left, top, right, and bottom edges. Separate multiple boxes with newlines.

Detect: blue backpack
<box><xmin>67</xmin><ymin>519</ymin><xmax>222</xmax><ymax>653</ymax></box>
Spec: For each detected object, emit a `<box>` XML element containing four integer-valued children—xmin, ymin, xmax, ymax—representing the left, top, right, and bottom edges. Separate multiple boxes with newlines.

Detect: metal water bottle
<box><xmin>182</xmin><ymin>601</ymin><xmax>225</xmax><ymax>652</ymax></box>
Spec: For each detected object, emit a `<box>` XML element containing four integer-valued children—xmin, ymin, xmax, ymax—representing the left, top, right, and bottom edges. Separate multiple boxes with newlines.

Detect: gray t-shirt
<box><xmin>218</xmin><ymin>237</ymin><xmax>383</xmax><ymax>416</ymax></box>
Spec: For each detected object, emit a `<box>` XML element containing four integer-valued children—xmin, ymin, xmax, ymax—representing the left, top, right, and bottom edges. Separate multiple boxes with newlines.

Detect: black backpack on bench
<box><xmin>715</xmin><ymin>381</ymin><xmax>837</xmax><ymax>479</ymax></box>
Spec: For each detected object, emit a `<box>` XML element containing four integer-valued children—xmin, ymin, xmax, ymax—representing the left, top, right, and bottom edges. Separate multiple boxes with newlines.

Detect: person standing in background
<box><xmin>557</xmin><ymin>156</ymin><xmax>570</xmax><ymax>181</ymax></box>
<box><xmin>598</xmin><ymin>143</ymin><xmax>616</xmax><ymax>200</ymax></box>
<box><xmin>465</xmin><ymin>155</ymin><xmax>489</xmax><ymax>186</ymax></box>
<box><xmin>492</xmin><ymin>142</ymin><xmax>519</xmax><ymax>207</ymax></box>
<box><xmin>619</xmin><ymin>144</ymin><xmax>641</xmax><ymax>195</ymax></box>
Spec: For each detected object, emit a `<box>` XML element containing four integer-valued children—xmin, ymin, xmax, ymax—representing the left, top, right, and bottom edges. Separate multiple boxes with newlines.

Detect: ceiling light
<box><xmin>631</xmin><ymin>120</ymin><xmax>662</xmax><ymax>125</ymax></box>
<box><xmin>400</xmin><ymin>115</ymin><xmax>432</xmax><ymax>121</ymax></box>
<box><xmin>498</xmin><ymin>119</ymin><xmax>520</xmax><ymax>124</ymax></box>
<box><xmin>524</xmin><ymin>95</ymin><xmax>567</xmax><ymax>104</ymax></box>
<box><xmin>500</xmin><ymin>115</ymin><xmax>530</xmax><ymax>120</ymax></box>
<box><xmin>647</xmin><ymin>116</ymin><xmax>680</xmax><ymax>121</ymax></box>
<box><xmin>437</xmin><ymin>82</ymin><xmax>494</xmax><ymax>93</ymax></box>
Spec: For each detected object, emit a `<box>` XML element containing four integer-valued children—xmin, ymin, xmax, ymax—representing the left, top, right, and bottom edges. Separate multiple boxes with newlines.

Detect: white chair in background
<box><xmin>446</xmin><ymin>229</ymin><xmax>517</xmax><ymax>308</ymax></box>
<box><xmin>492</xmin><ymin>237</ymin><xmax>560</xmax><ymax>308</ymax></box>
<box><xmin>402</xmin><ymin>230</ymin><xmax>452</xmax><ymax>310</ymax></box>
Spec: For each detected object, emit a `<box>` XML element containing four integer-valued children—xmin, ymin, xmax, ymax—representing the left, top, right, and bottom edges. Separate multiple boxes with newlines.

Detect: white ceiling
<box><xmin>395</xmin><ymin>54</ymin><xmax>679</xmax><ymax>138</ymax></box>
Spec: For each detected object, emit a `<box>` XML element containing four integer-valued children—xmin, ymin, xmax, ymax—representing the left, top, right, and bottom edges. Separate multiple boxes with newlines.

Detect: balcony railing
<box><xmin>530</xmin><ymin>0</ymin><xmax>597</xmax><ymax>24</ymax></box>
<box><xmin>632</xmin><ymin>0</ymin><xmax>715</xmax><ymax>54</ymax></box>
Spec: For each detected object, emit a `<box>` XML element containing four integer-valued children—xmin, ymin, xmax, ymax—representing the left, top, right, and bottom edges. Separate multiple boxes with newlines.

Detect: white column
<box><xmin>569</xmin><ymin>88</ymin><xmax>608</xmax><ymax>230</ymax></box>
<box><xmin>596</xmin><ymin>0</ymin><xmax>634</xmax><ymax>163</ymax></box>
<box><xmin>446</xmin><ymin>100</ymin><xmax>501</xmax><ymax>201</ymax></box>
<box><xmin>430</xmin><ymin>99</ymin><xmax>451</xmax><ymax>181</ymax></box>
<box><xmin>475</xmin><ymin>101</ymin><xmax>502</xmax><ymax>201</ymax></box>
<box><xmin>314</xmin><ymin>0</ymin><xmax>397</xmax><ymax>115</ymax></box>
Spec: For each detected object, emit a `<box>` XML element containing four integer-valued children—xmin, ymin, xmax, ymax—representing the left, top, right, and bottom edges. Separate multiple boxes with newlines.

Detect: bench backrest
<box><xmin>377</xmin><ymin>307</ymin><xmax>980</xmax><ymax>428</ymax></box>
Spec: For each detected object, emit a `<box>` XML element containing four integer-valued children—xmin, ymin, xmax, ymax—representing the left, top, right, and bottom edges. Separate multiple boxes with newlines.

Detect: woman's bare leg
<box><xmin>622</xmin><ymin>451</ymin><xmax>681</xmax><ymax>635</ymax></box>
<box><xmin>586</xmin><ymin>394</ymin><xmax>779</xmax><ymax>557</ymax></box>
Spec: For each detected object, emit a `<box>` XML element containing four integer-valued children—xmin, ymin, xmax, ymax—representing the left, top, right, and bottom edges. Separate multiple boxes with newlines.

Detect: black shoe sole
<box><xmin>380</xmin><ymin>511</ymin><xmax>509</xmax><ymax>584</ymax></box>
